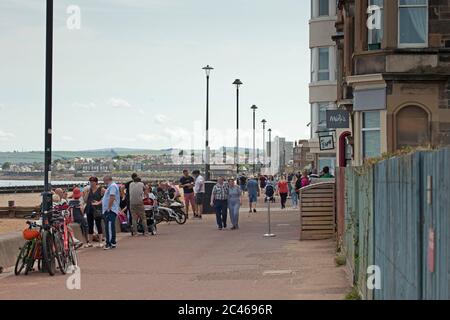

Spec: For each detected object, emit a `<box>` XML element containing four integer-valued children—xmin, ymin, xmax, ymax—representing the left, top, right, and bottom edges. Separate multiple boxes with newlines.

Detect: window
<box><xmin>398</xmin><ymin>0</ymin><xmax>428</xmax><ymax>47</ymax></box>
<box><xmin>318</xmin><ymin>47</ymin><xmax>330</xmax><ymax>81</ymax></box>
<box><xmin>362</xmin><ymin>111</ymin><xmax>381</xmax><ymax>159</ymax></box>
<box><xmin>396</xmin><ymin>106</ymin><xmax>429</xmax><ymax>149</ymax></box>
<box><xmin>318</xmin><ymin>0</ymin><xmax>329</xmax><ymax>16</ymax></box>
<box><xmin>368</xmin><ymin>0</ymin><xmax>384</xmax><ymax>50</ymax></box>
<box><xmin>318</xmin><ymin>103</ymin><xmax>330</xmax><ymax>132</ymax></box>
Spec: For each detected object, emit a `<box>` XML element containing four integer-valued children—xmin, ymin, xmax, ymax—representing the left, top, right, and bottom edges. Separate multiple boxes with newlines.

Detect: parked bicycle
<box><xmin>15</xmin><ymin>218</ymin><xmax>44</xmax><ymax>276</ymax></box>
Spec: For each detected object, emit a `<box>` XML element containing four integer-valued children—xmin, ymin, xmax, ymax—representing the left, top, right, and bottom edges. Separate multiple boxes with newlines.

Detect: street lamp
<box><xmin>251</xmin><ymin>105</ymin><xmax>258</xmax><ymax>175</ymax></box>
<box><xmin>233</xmin><ymin>79</ymin><xmax>243</xmax><ymax>176</ymax></box>
<box><xmin>43</xmin><ymin>0</ymin><xmax>54</xmax><ymax>212</ymax></box>
<box><xmin>202</xmin><ymin>65</ymin><xmax>214</xmax><ymax>181</ymax></box>
<box><xmin>261</xmin><ymin>119</ymin><xmax>267</xmax><ymax>170</ymax></box>
<box><xmin>268</xmin><ymin>128</ymin><xmax>272</xmax><ymax>170</ymax></box>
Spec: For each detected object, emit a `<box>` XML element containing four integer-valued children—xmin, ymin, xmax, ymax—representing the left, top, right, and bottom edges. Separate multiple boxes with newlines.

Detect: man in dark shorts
<box><xmin>192</xmin><ymin>170</ymin><xmax>205</xmax><ymax>219</ymax></box>
<box><xmin>179</xmin><ymin>169</ymin><xmax>196</xmax><ymax>219</ymax></box>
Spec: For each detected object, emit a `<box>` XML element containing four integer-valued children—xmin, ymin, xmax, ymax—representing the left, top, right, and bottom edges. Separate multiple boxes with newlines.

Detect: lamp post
<box><xmin>43</xmin><ymin>0</ymin><xmax>54</xmax><ymax>212</ymax></box>
<box><xmin>233</xmin><ymin>79</ymin><xmax>243</xmax><ymax>177</ymax></box>
<box><xmin>261</xmin><ymin>119</ymin><xmax>267</xmax><ymax>170</ymax></box>
<box><xmin>251</xmin><ymin>105</ymin><xmax>258</xmax><ymax>175</ymax></box>
<box><xmin>268</xmin><ymin>128</ymin><xmax>272</xmax><ymax>171</ymax></box>
<box><xmin>202</xmin><ymin>65</ymin><xmax>214</xmax><ymax>181</ymax></box>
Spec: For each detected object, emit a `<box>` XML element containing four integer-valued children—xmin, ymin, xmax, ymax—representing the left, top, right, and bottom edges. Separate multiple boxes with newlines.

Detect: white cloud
<box><xmin>0</xmin><ymin>130</ymin><xmax>15</xmax><ymax>141</ymax></box>
<box><xmin>72</xmin><ymin>102</ymin><xmax>96</xmax><ymax>110</ymax></box>
<box><xmin>61</xmin><ymin>136</ymin><xmax>74</xmax><ymax>141</ymax></box>
<box><xmin>108</xmin><ymin>98</ymin><xmax>131</xmax><ymax>109</ymax></box>
<box><xmin>154</xmin><ymin>114</ymin><xmax>168</xmax><ymax>124</ymax></box>
<box><xmin>137</xmin><ymin>133</ymin><xmax>161</xmax><ymax>142</ymax></box>
<box><xmin>138</xmin><ymin>108</ymin><xmax>145</xmax><ymax>115</ymax></box>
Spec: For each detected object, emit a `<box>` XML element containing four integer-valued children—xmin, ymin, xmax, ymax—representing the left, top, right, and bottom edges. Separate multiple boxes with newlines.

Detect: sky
<box><xmin>0</xmin><ymin>0</ymin><xmax>311</xmax><ymax>152</ymax></box>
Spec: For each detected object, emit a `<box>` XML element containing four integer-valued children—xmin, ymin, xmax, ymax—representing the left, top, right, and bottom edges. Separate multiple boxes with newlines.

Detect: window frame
<box><xmin>367</xmin><ymin>0</ymin><xmax>384</xmax><ymax>50</ymax></box>
<box><xmin>317</xmin><ymin>47</ymin><xmax>330</xmax><ymax>81</ymax></box>
<box><xmin>318</xmin><ymin>0</ymin><xmax>330</xmax><ymax>17</ymax></box>
<box><xmin>361</xmin><ymin>111</ymin><xmax>381</xmax><ymax>159</ymax></box>
<box><xmin>398</xmin><ymin>0</ymin><xmax>429</xmax><ymax>48</ymax></box>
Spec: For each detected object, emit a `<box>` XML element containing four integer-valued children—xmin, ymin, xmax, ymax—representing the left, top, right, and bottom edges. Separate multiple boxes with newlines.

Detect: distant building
<box><xmin>267</xmin><ymin>136</ymin><xmax>294</xmax><ymax>175</ymax></box>
<box><xmin>293</xmin><ymin>140</ymin><xmax>313</xmax><ymax>171</ymax></box>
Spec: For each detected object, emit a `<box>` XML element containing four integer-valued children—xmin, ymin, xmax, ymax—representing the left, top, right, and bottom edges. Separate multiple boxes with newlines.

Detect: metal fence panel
<box><xmin>373</xmin><ymin>153</ymin><xmax>422</xmax><ymax>300</ymax></box>
<box><xmin>421</xmin><ymin>148</ymin><xmax>450</xmax><ymax>300</ymax></box>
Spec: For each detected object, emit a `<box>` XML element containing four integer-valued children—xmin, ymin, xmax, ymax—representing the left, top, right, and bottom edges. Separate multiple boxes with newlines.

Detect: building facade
<box><xmin>335</xmin><ymin>0</ymin><xmax>450</xmax><ymax>166</ymax></box>
<box><xmin>293</xmin><ymin>140</ymin><xmax>313</xmax><ymax>171</ymax></box>
<box><xmin>267</xmin><ymin>137</ymin><xmax>294</xmax><ymax>175</ymax></box>
<box><xmin>309</xmin><ymin>0</ymin><xmax>346</xmax><ymax>174</ymax></box>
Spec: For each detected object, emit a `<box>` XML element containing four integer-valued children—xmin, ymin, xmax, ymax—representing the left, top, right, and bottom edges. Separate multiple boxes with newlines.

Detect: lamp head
<box><xmin>202</xmin><ymin>65</ymin><xmax>214</xmax><ymax>77</ymax></box>
<box><xmin>233</xmin><ymin>79</ymin><xmax>243</xmax><ymax>88</ymax></box>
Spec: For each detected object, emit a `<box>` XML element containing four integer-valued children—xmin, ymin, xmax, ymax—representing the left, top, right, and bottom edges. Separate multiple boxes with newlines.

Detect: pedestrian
<box><xmin>83</xmin><ymin>176</ymin><xmax>105</xmax><ymax>248</ymax></box>
<box><xmin>210</xmin><ymin>177</ymin><xmax>229</xmax><ymax>230</ymax></box>
<box><xmin>179</xmin><ymin>169</ymin><xmax>196</xmax><ymax>219</ymax></box>
<box><xmin>265</xmin><ymin>176</ymin><xmax>277</xmax><ymax>203</ymax></box>
<box><xmin>192</xmin><ymin>170</ymin><xmax>205</xmax><ymax>219</ymax></box>
<box><xmin>320</xmin><ymin>166</ymin><xmax>335</xmax><ymax>178</ymax></box>
<box><xmin>129</xmin><ymin>174</ymin><xmax>148</xmax><ymax>236</ymax></box>
<box><xmin>238</xmin><ymin>174</ymin><xmax>247</xmax><ymax>195</ymax></box>
<box><xmin>68</xmin><ymin>187</ymin><xmax>89</xmax><ymax>247</ymax></box>
<box><xmin>290</xmin><ymin>175</ymin><xmax>299</xmax><ymax>209</ymax></box>
<box><xmin>118</xmin><ymin>185</ymin><xmax>130</xmax><ymax>233</ymax></box>
<box><xmin>54</xmin><ymin>188</ymin><xmax>68</xmax><ymax>206</ymax></box>
<box><xmin>246</xmin><ymin>176</ymin><xmax>260</xmax><ymax>213</ymax></box>
<box><xmin>227</xmin><ymin>178</ymin><xmax>242</xmax><ymax>230</ymax></box>
<box><xmin>277</xmin><ymin>176</ymin><xmax>289</xmax><ymax>209</ymax></box>
<box><xmin>259</xmin><ymin>174</ymin><xmax>267</xmax><ymax>190</ymax></box>
<box><xmin>301</xmin><ymin>170</ymin><xmax>311</xmax><ymax>188</ymax></box>
<box><xmin>102</xmin><ymin>175</ymin><xmax>120</xmax><ymax>250</ymax></box>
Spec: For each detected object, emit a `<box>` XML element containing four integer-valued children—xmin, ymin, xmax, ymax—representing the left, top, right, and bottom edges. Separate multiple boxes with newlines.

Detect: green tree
<box><xmin>1</xmin><ymin>162</ymin><xmax>11</xmax><ymax>170</ymax></box>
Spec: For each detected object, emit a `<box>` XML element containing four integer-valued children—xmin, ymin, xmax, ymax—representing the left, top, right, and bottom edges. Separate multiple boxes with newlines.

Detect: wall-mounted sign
<box><xmin>319</xmin><ymin>135</ymin><xmax>335</xmax><ymax>151</ymax></box>
<box><xmin>326</xmin><ymin>110</ymin><xmax>350</xmax><ymax>129</ymax></box>
<box><xmin>305</xmin><ymin>153</ymin><xmax>315</xmax><ymax>162</ymax></box>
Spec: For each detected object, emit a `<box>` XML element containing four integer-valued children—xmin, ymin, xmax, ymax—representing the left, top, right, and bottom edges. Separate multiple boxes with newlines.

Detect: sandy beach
<box><xmin>0</xmin><ymin>193</ymin><xmax>41</xmax><ymax>207</ymax></box>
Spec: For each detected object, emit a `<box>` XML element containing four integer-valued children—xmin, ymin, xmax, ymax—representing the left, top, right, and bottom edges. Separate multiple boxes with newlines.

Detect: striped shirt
<box><xmin>212</xmin><ymin>183</ymin><xmax>229</xmax><ymax>201</ymax></box>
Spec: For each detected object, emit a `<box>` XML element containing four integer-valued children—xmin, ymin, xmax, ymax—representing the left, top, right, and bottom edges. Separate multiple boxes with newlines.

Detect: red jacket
<box><xmin>277</xmin><ymin>181</ymin><xmax>289</xmax><ymax>194</ymax></box>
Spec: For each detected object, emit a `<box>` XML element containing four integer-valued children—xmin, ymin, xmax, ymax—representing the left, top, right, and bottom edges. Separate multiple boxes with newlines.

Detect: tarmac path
<box><xmin>0</xmin><ymin>202</ymin><xmax>350</xmax><ymax>300</ymax></box>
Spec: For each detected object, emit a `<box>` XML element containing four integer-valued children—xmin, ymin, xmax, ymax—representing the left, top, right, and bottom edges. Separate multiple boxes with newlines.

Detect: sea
<box><xmin>0</xmin><ymin>180</ymin><xmax>86</xmax><ymax>188</ymax></box>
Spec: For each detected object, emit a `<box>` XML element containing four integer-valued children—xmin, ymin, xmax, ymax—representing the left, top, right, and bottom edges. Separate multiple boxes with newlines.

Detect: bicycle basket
<box><xmin>23</xmin><ymin>229</ymin><xmax>40</xmax><ymax>240</ymax></box>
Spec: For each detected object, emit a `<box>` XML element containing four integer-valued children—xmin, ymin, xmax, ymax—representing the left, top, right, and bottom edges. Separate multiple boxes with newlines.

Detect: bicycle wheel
<box><xmin>54</xmin><ymin>232</ymin><xmax>69</xmax><ymax>275</ymax></box>
<box><xmin>14</xmin><ymin>241</ymin><xmax>32</xmax><ymax>276</ymax></box>
<box><xmin>41</xmin><ymin>231</ymin><xmax>57</xmax><ymax>276</ymax></box>
<box><xmin>67</xmin><ymin>235</ymin><xmax>78</xmax><ymax>268</ymax></box>
<box><xmin>24</xmin><ymin>240</ymin><xmax>37</xmax><ymax>275</ymax></box>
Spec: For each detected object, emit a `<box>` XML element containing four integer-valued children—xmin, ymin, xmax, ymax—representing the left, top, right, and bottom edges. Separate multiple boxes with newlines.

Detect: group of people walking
<box><xmin>49</xmin><ymin>166</ymin><xmax>335</xmax><ymax>249</ymax></box>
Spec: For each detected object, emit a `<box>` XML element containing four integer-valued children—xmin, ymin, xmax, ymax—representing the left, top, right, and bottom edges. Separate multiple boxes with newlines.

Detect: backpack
<box><xmin>265</xmin><ymin>184</ymin><xmax>275</xmax><ymax>198</ymax></box>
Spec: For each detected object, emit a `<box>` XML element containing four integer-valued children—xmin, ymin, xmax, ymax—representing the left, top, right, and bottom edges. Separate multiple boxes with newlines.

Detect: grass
<box><xmin>344</xmin><ymin>287</ymin><xmax>362</xmax><ymax>300</ymax></box>
<box><xmin>335</xmin><ymin>254</ymin><xmax>347</xmax><ymax>267</ymax></box>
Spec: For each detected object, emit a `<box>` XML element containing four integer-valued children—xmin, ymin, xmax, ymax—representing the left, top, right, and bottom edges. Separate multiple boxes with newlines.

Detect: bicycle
<box><xmin>50</xmin><ymin>204</ymin><xmax>79</xmax><ymax>274</ymax></box>
<box><xmin>15</xmin><ymin>219</ymin><xmax>43</xmax><ymax>276</ymax></box>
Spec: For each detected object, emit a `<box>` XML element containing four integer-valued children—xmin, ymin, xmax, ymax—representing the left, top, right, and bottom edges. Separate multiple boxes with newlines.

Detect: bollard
<box><xmin>264</xmin><ymin>198</ymin><xmax>276</xmax><ymax>238</ymax></box>
<box><xmin>8</xmin><ymin>200</ymin><xmax>15</xmax><ymax>218</ymax></box>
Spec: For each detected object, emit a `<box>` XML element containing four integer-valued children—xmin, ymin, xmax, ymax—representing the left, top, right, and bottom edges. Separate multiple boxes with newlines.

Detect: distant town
<box><xmin>0</xmin><ymin>138</ymin><xmax>314</xmax><ymax>181</ymax></box>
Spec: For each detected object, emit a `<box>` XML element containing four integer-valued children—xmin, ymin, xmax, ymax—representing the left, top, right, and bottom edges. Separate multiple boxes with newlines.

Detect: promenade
<box><xmin>0</xmin><ymin>202</ymin><xmax>350</xmax><ymax>300</ymax></box>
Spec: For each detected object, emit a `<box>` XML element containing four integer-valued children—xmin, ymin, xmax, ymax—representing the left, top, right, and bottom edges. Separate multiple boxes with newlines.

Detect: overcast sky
<box><xmin>0</xmin><ymin>0</ymin><xmax>310</xmax><ymax>152</ymax></box>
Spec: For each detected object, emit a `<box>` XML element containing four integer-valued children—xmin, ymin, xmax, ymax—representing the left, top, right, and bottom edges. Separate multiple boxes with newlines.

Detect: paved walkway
<box><xmin>0</xmin><ymin>204</ymin><xmax>350</xmax><ymax>300</ymax></box>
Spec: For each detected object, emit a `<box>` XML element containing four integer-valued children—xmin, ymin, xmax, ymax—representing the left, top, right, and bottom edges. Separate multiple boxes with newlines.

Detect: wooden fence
<box><xmin>299</xmin><ymin>182</ymin><xmax>336</xmax><ymax>240</ymax></box>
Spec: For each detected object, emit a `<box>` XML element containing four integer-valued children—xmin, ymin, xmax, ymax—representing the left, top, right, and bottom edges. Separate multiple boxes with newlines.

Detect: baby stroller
<box><xmin>137</xmin><ymin>194</ymin><xmax>157</xmax><ymax>235</ymax></box>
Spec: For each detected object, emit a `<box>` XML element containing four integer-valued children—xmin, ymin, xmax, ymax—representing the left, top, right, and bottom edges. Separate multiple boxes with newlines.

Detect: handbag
<box><xmin>93</xmin><ymin>206</ymin><xmax>103</xmax><ymax>219</ymax></box>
